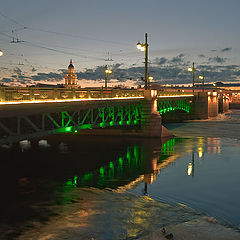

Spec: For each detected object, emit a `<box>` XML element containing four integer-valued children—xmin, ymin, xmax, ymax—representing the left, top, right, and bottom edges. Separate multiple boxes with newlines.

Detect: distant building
<box><xmin>65</xmin><ymin>60</ymin><xmax>78</xmax><ymax>88</ymax></box>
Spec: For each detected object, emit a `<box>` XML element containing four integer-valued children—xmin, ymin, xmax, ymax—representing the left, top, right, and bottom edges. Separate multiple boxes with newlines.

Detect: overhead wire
<box><xmin>0</xmin><ymin>10</ymin><xmax>143</xmax><ymax>72</ymax></box>
<box><xmin>0</xmin><ymin>10</ymin><xmax>130</xmax><ymax>47</ymax></box>
<box><xmin>20</xmin><ymin>41</ymin><xmax>106</xmax><ymax>61</ymax></box>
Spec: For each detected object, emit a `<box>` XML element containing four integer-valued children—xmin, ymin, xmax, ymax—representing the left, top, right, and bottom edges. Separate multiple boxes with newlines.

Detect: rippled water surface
<box><xmin>0</xmin><ymin>110</ymin><xmax>240</xmax><ymax>239</ymax></box>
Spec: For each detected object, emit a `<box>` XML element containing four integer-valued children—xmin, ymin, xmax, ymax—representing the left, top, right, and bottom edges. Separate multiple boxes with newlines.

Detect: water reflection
<box><xmin>187</xmin><ymin>153</ymin><xmax>194</xmax><ymax>177</ymax></box>
<box><xmin>207</xmin><ymin>137</ymin><xmax>221</xmax><ymax>154</ymax></box>
<box><xmin>1</xmin><ymin>134</ymin><xmax>239</xmax><ymax>239</ymax></box>
<box><xmin>63</xmin><ymin>138</ymin><xmax>177</xmax><ymax>191</ymax></box>
<box><xmin>0</xmin><ymin>135</ymin><xmax>178</xmax><ymax>239</ymax></box>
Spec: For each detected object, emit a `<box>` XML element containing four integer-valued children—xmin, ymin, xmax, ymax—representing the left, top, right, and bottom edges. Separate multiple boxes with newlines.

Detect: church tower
<box><xmin>65</xmin><ymin>60</ymin><xmax>78</xmax><ymax>88</ymax></box>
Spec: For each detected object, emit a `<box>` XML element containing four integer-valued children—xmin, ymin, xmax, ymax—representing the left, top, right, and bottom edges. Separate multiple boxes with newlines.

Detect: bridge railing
<box><xmin>156</xmin><ymin>91</ymin><xmax>194</xmax><ymax>97</ymax></box>
<box><xmin>0</xmin><ymin>87</ymin><xmax>144</xmax><ymax>103</ymax></box>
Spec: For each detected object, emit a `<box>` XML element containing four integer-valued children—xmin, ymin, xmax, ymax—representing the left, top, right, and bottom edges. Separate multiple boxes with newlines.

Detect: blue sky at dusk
<box><xmin>0</xmin><ymin>0</ymin><xmax>240</xmax><ymax>87</ymax></box>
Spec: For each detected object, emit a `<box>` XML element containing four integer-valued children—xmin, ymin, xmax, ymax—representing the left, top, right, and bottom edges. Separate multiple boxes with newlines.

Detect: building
<box><xmin>65</xmin><ymin>60</ymin><xmax>78</xmax><ymax>88</ymax></box>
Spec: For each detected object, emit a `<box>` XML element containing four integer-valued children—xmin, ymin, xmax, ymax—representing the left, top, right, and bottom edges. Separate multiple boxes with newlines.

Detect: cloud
<box><xmin>1</xmin><ymin>78</ymin><xmax>14</xmax><ymax>83</ymax></box>
<box><xmin>13</xmin><ymin>67</ymin><xmax>23</xmax><ymax>75</ymax></box>
<box><xmin>208</xmin><ymin>56</ymin><xmax>227</xmax><ymax>64</ymax></box>
<box><xmin>31</xmin><ymin>72</ymin><xmax>64</xmax><ymax>82</ymax></box>
<box><xmin>221</xmin><ymin>47</ymin><xmax>232</xmax><ymax>52</ymax></box>
<box><xmin>2</xmin><ymin>53</ymin><xmax>240</xmax><ymax>87</ymax></box>
<box><xmin>154</xmin><ymin>57</ymin><xmax>168</xmax><ymax>65</ymax></box>
<box><xmin>169</xmin><ymin>54</ymin><xmax>185</xmax><ymax>64</ymax></box>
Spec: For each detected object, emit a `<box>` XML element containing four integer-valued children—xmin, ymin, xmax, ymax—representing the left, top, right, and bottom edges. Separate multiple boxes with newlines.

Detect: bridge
<box><xmin>0</xmin><ymin>87</ymin><xmax>228</xmax><ymax>144</ymax></box>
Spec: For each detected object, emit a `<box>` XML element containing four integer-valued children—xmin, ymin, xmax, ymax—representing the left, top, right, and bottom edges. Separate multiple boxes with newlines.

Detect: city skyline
<box><xmin>0</xmin><ymin>0</ymin><xmax>240</xmax><ymax>87</ymax></box>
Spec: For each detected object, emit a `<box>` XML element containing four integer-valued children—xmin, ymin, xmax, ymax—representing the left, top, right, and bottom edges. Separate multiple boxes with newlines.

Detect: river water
<box><xmin>0</xmin><ymin>110</ymin><xmax>240</xmax><ymax>239</ymax></box>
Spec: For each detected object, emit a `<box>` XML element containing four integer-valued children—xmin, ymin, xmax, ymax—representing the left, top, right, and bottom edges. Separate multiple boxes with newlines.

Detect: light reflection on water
<box><xmin>131</xmin><ymin>137</ymin><xmax>240</xmax><ymax>227</ymax></box>
<box><xmin>0</xmin><ymin>110</ymin><xmax>240</xmax><ymax>239</ymax></box>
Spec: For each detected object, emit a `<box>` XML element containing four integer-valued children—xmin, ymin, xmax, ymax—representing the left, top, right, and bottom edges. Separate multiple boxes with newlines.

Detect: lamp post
<box><xmin>188</xmin><ymin>62</ymin><xmax>195</xmax><ymax>93</ymax></box>
<box><xmin>0</xmin><ymin>50</ymin><xmax>3</xmax><ymax>88</ymax></box>
<box><xmin>104</xmin><ymin>65</ymin><xmax>112</xmax><ymax>88</ymax></box>
<box><xmin>198</xmin><ymin>72</ymin><xmax>205</xmax><ymax>92</ymax></box>
<box><xmin>137</xmin><ymin>33</ymin><xmax>149</xmax><ymax>90</ymax></box>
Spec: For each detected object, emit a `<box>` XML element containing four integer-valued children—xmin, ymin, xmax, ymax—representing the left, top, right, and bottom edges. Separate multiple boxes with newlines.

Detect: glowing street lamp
<box><xmin>136</xmin><ymin>42</ymin><xmax>142</xmax><ymax>50</ymax></box>
<box><xmin>0</xmin><ymin>50</ymin><xmax>3</xmax><ymax>56</ymax></box>
<box><xmin>198</xmin><ymin>72</ymin><xmax>205</xmax><ymax>92</ymax></box>
<box><xmin>104</xmin><ymin>65</ymin><xmax>112</xmax><ymax>88</ymax></box>
<box><xmin>136</xmin><ymin>33</ymin><xmax>149</xmax><ymax>90</ymax></box>
<box><xmin>148</xmin><ymin>76</ymin><xmax>153</xmax><ymax>87</ymax></box>
<box><xmin>188</xmin><ymin>62</ymin><xmax>195</xmax><ymax>93</ymax></box>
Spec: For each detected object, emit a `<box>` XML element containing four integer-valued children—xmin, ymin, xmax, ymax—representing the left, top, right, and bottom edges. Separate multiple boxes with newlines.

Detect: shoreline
<box><xmin>13</xmin><ymin>189</ymin><xmax>240</xmax><ymax>240</ymax></box>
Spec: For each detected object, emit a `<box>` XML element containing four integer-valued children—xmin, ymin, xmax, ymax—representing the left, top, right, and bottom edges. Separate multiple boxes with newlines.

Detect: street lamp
<box><xmin>148</xmin><ymin>76</ymin><xmax>153</xmax><ymax>87</ymax></box>
<box><xmin>188</xmin><ymin>62</ymin><xmax>195</xmax><ymax>93</ymax></box>
<box><xmin>198</xmin><ymin>72</ymin><xmax>205</xmax><ymax>92</ymax></box>
<box><xmin>137</xmin><ymin>33</ymin><xmax>149</xmax><ymax>90</ymax></box>
<box><xmin>0</xmin><ymin>50</ymin><xmax>3</xmax><ymax>56</ymax></box>
<box><xmin>104</xmin><ymin>65</ymin><xmax>112</xmax><ymax>88</ymax></box>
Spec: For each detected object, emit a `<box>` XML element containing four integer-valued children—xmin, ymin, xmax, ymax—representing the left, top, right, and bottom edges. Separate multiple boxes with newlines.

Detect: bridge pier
<box><xmin>140</xmin><ymin>90</ymin><xmax>162</xmax><ymax>137</ymax></box>
<box><xmin>140</xmin><ymin>90</ymin><xmax>174</xmax><ymax>138</ymax></box>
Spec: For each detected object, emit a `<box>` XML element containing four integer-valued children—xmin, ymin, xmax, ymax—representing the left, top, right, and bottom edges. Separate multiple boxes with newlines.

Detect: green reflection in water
<box><xmin>64</xmin><ymin>138</ymin><xmax>178</xmax><ymax>190</ymax></box>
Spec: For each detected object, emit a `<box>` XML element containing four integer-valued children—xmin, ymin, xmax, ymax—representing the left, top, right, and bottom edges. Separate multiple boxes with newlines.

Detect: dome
<box><xmin>68</xmin><ymin>59</ymin><xmax>74</xmax><ymax>69</ymax></box>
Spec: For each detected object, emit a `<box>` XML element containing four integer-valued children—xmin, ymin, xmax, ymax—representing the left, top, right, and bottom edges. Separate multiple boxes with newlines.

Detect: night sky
<box><xmin>0</xmin><ymin>0</ymin><xmax>240</xmax><ymax>87</ymax></box>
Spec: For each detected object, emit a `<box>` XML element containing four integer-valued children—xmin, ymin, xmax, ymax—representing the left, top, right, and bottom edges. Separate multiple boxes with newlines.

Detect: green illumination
<box><xmin>100</xmin><ymin>167</ymin><xmax>104</xmax><ymax>175</ymax></box>
<box><xmin>161</xmin><ymin>138</ymin><xmax>176</xmax><ymax>154</ymax></box>
<box><xmin>79</xmin><ymin>124</ymin><xmax>92</xmax><ymax>130</ymax></box>
<box><xmin>82</xmin><ymin>173</ymin><xmax>93</xmax><ymax>182</ymax></box>
<box><xmin>127</xmin><ymin>149</ymin><xmax>131</xmax><ymax>160</ymax></box>
<box><xmin>65</xmin><ymin>180</ymin><xmax>73</xmax><ymax>187</ymax></box>
<box><xmin>110</xmin><ymin>161</ymin><xmax>114</xmax><ymax>169</ymax></box>
<box><xmin>133</xmin><ymin>145</ymin><xmax>139</xmax><ymax>163</ymax></box>
<box><xmin>119</xmin><ymin>121</ymin><xmax>123</xmax><ymax>125</ymax></box>
<box><xmin>74</xmin><ymin>130</ymin><xmax>78</xmax><ymax>133</ymax></box>
<box><xmin>109</xmin><ymin>121</ymin><xmax>114</xmax><ymax>126</ymax></box>
<box><xmin>100</xmin><ymin>122</ymin><xmax>105</xmax><ymax>128</ymax></box>
<box><xmin>64</xmin><ymin>126</ymin><xmax>72</xmax><ymax>132</ymax></box>
<box><xmin>65</xmin><ymin>178</ymin><xmax>77</xmax><ymax>188</ymax></box>
<box><xmin>119</xmin><ymin>157</ymin><xmax>123</xmax><ymax>166</ymax></box>
<box><xmin>74</xmin><ymin>176</ymin><xmax>78</xmax><ymax>185</ymax></box>
<box><xmin>157</xmin><ymin>100</ymin><xmax>191</xmax><ymax>115</ymax></box>
<box><xmin>126</xmin><ymin>120</ymin><xmax>131</xmax><ymax>125</ymax></box>
<box><xmin>109</xmin><ymin>162</ymin><xmax>114</xmax><ymax>177</ymax></box>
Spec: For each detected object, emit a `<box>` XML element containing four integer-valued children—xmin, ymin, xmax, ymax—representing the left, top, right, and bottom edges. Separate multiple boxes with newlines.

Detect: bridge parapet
<box><xmin>156</xmin><ymin>91</ymin><xmax>193</xmax><ymax>97</ymax></box>
<box><xmin>0</xmin><ymin>87</ymin><xmax>144</xmax><ymax>104</ymax></box>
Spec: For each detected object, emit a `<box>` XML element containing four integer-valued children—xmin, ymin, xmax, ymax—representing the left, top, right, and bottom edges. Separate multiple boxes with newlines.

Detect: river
<box><xmin>0</xmin><ymin>110</ymin><xmax>240</xmax><ymax>239</ymax></box>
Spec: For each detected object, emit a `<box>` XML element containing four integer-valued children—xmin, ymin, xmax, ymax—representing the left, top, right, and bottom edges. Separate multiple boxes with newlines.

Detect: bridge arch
<box><xmin>157</xmin><ymin>98</ymin><xmax>192</xmax><ymax>115</ymax></box>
